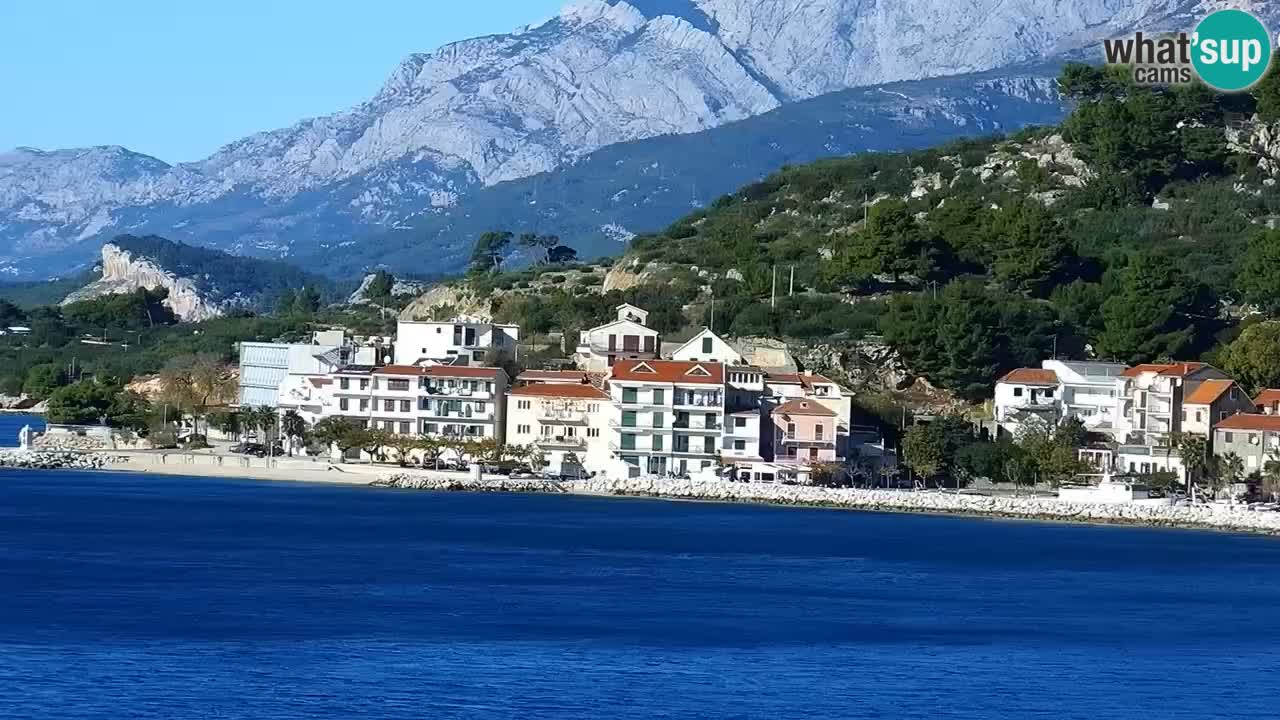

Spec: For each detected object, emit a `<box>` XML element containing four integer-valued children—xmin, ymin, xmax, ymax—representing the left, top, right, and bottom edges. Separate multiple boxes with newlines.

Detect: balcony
<box><xmin>538</xmin><ymin>409</ymin><xmax>589</xmax><ymax>425</ymax></box>
<box><xmin>673</xmin><ymin>421</ymin><xmax>722</xmax><ymax>433</ymax></box>
<box><xmin>779</xmin><ymin>434</ymin><xmax>836</xmax><ymax>448</ymax></box>
<box><xmin>608</xmin><ymin>441</ymin><xmax>671</xmax><ymax>455</ymax></box>
<box><xmin>537</xmin><ymin>435</ymin><xmax>587</xmax><ymax>450</ymax></box>
<box><xmin>672</xmin><ymin>445</ymin><xmax>718</xmax><ymax>457</ymax></box>
<box><xmin>608</xmin><ymin>420</ymin><xmax>668</xmax><ymax>434</ymax></box>
<box><xmin>673</xmin><ymin>395</ymin><xmax>723</xmax><ymax>409</ymax></box>
<box><xmin>617</xmin><ymin>396</ymin><xmax>670</xmax><ymax>410</ymax></box>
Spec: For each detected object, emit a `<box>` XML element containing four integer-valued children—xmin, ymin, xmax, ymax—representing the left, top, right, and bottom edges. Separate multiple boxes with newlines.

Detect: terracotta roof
<box><xmin>374</xmin><ymin>364</ymin><xmax>503</xmax><ymax>379</ymax></box>
<box><xmin>775</xmin><ymin>399</ymin><xmax>837</xmax><ymax>417</ymax></box>
<box><xmin>1215</xmin><ymin>413</ymin><xmax>1280</xmax><ymax>432</ymax></box>
<box><xmin>516</xmin><ymin>370</ymin><xmax>592</xmax><ymax>384</ymax></box>
<box><xmin>610</xmin><ymin>359</ymin><xmax>723</xmax><ymax>385</ymax></box>
<box><xmin>997</xmin><ymin>368</ymin><xmax>1059</xmax><ymax>386</ymax></box>
<box><xmin>1184</xmin><ymin>379</ymin><xmax>1234</xmax><ymax>406</ymax></box>
<box><xmin>1119</xmin><ymin>362</ymin><xmax>1205</xmax><ymax>378</ymax></box>
<box><xmin>1255</xmin><ymin>389</ymin><xmax>1280</xmax><ymax>407</ymax></box>
<box><xmin>510</xmin><ymin>384</ymin><xmax>609</xmax><ymax>400</ymax></box>
<box><xmin>765</xmin><ymin>372</ymin><xmax>834</xmax><ymax>387</ymax></box>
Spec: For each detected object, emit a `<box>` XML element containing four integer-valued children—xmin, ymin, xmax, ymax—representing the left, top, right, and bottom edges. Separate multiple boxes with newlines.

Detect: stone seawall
<box><xmin>374</xmin><ymin>474</ymin><xmax>1280</xmax><ymax>536</ymax></box>
<box><xmin>0</xmin><ymin>450</ymin><xmax>125</xmax><ymax>471</ymax></box>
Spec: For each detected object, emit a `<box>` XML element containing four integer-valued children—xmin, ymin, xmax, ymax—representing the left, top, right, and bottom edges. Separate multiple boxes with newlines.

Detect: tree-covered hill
<box><xmin>442</xmin><ymin>64</ymin><xmax>1280</xmax><ymax>402</ymax></box>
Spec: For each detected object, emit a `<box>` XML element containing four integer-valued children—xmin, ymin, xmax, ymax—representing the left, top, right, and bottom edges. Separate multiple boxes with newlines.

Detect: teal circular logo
<box><xmin>1192</xmin><ymin>9</ymin><xmax>1273</xmax><ymax>92</ymax></box>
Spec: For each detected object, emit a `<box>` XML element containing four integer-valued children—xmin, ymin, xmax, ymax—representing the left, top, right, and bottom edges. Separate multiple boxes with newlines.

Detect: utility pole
<box><xmin>709</xmin><ymin>295</ymin><xmax>715</xmax><ymax>333</ymax></box>
<box><xmin>770</xmin><ymin>266</ymin><xmax>777</xmax><ymax>310</ymax></box>
<box><xmin>789</xmin><ymin>266</ymin><xmax>795</xmax><ymax>297</ymax></box>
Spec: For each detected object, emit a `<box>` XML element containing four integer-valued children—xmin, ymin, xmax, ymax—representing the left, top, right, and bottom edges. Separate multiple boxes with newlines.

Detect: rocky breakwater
<box><xmin>0</xmin><ymin>450</ymin><xmax>125</xmax><ymax>471</ymax></box>
<box><xmin>374</xmin><ymin>474</ymin><xmax>1280</xmax><ymax>535</ymax></box>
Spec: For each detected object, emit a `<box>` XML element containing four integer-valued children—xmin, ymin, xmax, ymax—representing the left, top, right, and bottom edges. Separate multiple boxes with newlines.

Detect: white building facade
<box><xmin>575</xmin><ymin>304</ymin><xmax>661</xmax><ymax>371</ymax></box>
<box><xmin>505</xmin><ymin>382</ymin><xmax>611</xmax><ymax>477</ymax></box>
<box><xmin>394</xmin><ymin>318</ymin><xmax>519</xmax><ymax>366</ymax></box>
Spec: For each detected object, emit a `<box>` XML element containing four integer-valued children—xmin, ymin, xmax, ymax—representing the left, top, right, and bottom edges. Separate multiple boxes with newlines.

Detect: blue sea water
<box><xmin>0</xmin><ymin>413</ymin><xmax>45</xmax><ymax>447</ymax></box>
<box><xmin>1</xmin><ymin>471</ymin><xmax>1278</xmax><ymax>719</ymax></box>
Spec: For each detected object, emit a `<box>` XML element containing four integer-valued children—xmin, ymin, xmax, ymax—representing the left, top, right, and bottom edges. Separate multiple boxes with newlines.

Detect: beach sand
<box><xmin>106</xmin><ymin>451</ymin><xmax>389</xmax><ymax>486</ymax></box>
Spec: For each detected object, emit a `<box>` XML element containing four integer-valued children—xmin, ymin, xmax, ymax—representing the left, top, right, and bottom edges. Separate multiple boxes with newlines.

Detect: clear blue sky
<box><xmin>0</xmin><ymin>0</ymin><xmax>564</xmax><ymax>163</ymax></box>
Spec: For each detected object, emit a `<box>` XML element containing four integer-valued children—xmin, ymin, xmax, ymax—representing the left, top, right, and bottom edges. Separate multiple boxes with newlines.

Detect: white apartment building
<box><xmin>576</xmin><ymin>304</ymin><xmax>660</xmax><ymax>371</ymax></box>
<box><xmin>1112</xmin><ymin>362</ymin><xmax>1229</xmax><ymax>446</ymax></box>
<box><xmin>668</xmin><ymin>328</ymin><xmax>745</xmax><ymax>365</ymax></box>
<box><xmin>394</xmin><ymin>318</ymin><xmax>519</xmax><ymax>366</ymax></box>
<box><xmin>607</xmin><ymin>359</ymin><xmax>726</xmax><ymax>477</ymax></box>
<box><xmin>505</xmin><ymin>382</ymin><xmax>611</xmax><ymax>477</ymax></box>
<box><xmin>322</xmin><ymin>364</ymin><xmax>508</xmax><ymax>443</ymax></box>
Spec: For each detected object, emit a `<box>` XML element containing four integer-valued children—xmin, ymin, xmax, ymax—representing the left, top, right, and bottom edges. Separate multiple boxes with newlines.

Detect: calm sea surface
<box><xmin>1</xmin><ymin>470</ymin><xmax>1278</xmax><ymax>719</ymax></box>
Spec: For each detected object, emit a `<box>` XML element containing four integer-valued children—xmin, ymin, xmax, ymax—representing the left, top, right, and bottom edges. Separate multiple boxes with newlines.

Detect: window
<box><xmin>652</xmin><ymin>412</ymin><xmax>664</xmax><ymax>429</ymax></box>
<box><xmin>339</xmin><ymin>398</ymin><xmax>349</xmax><ymax>411</ymax></box>
<box><xmin>587</xmin><ymin>428</ymin><xmax>600</xmax><ymax>438</ymax></box>
<box><xmin>1225</xmin><ymin>432</ymin><xmax>1234</xmax><ymax>442</ymax></box>
<box><xmin>400</xmin><ymin>400</ymin><xmax>411</xmax><ymax>413</ymax></box>
<box><xmin>423</xmin><ymin>422</ymin><xmax>437</xmax><ymax>434</ymax></box>
<box><xmin>542</xmin><ymin>425</ymin><xmax>554</xmax><ymax>437</ymax></box>
<box><xmin>608</xmin><ymin>335</ymin><xmax>617</xmax><ymax>351</ymax></box>
<box><xmin>815</xmin><ymin>424</ymin><xmax>824</xmax><ymax>441</ymax></box>
<box><xmin>644</xmin><ymin>336</ymin><xmax>655</xmax><ymax>353</ymax></box>
<box><xmin>474</xmin><ymin>401</ymin><xmax>485</xmax><ymax>412</ymax></box>
<box><xmin>1197</xmin><ymin>411</ymin><xmax>1204</xmax><ymax>422</ymax></box>
<box><xmin>473</xmin><ymin>352</ymin><xmax>484</xmax><ymax>362</ymax></box>
<box><xmin>517</xmin><ymin>424</ymin><xmax>530</xmax><ymax>434</ymax></box>
<box><xmin>588</xmin><ymin>403</ymin><xmax>600</xmax><ymax>413</ymax></box>
<box><xmin>622</xmin><ymin>411</ymin><xmax>637</xmax><ymax>428</ymax></box>
<box><xmin>565</xmin><ymin>427</ymin><xmax>577</xmax><ymax>437</ymax></box>
<box><xmin>359</xmin><ymin>399</ymin><xmax>369</xmax><ymax>411</ymax></box>
<box><xmin>1044</xmin><ymin>389</ymin><xmax>1055</xmax><ymax>399</ymax></box>
<box><xmin>359</xmin><ymin>379</ymin><xmax>369</xmax><ymax>390</ymax></box>
<box><xmin>340</xmin><ymin>378</ymin><xmax>350</xmax><ymax>390</ymax></box>
<box><xmin>702</xmin><ymin>337</ymin><xmax>713</xmax><ymax>354</ymax></box>
<box><xmin>1013</xmin><ymin>387</ymin><xmax>1024</xmax><ymax>397</ymax></box>
<box><xmin>388</xmin><ymin>379</ymin><xmax>410</xmax><ymax>391</ymax></box>
<box><xmin>734</xmin><ymin>440</ymin><xmax>745</xmax><ymax>451</ymax></box>
<box><xmin>622</xmin><ymin>388</ymin><xmax>638</xmax><ymax>404</ymax></box>
<box><xmin>1182</xmin><ymin>410</ymin><xmax>1187</xmax><ymax>422</ymax></box>
<box><xmin>653</xmin><ymin>389</ymin><xmax>665</xmax><ymax>405</ymax></box>
<box><xmin>517</xmin><ymin>400</ymin><xmax>531</xmax><ymax>410</ymax></box>
<box><xmin>383</xmin><ymin>421</ymin><xmax>394</xmax><ymax>432</ymax></box>
<box><xmin>704</xmin><ymin>437</ymin><xmax>716</xmax><ymax>454</ymax></box>
<box><xmin>735</xmin><ymin>417</ymin><xmax>746</xmax><ymax>427</ymax></box>
<box><xmin>652</xmin><ymin>435</ymin><xmax>664</xmax><ymax>451</ymax></box>
<box><xmin>399</xmin><ymin>422</ymin><xmax>411</xmax><ymax>435</ymax></box>
<box><xmin>705</xmin><ymin>413</ymin><xmax>717</xmax><ymax>429</ymax></box>
<box><xmin>384</xmin><ymin>399</ymin><xmax>395</xmax><ymax>412</ymax></box>
<box><xmin>621</xmin><ymin>434</ymin><xmax>637</xmax><ymax>450</ymax></box>
<box><xmin>810</xmin><ymin>448</ymin><xmax>819</xmax><ymax>460</ymax></box>
<box><xmin>786</xmin><ymin>422</ymin><xmax>796</xmax><ymax>439</ymax></box>
<box><xmin>623</xmin><ymin>334</ymin><xmax>639</xmax><ymax>351</ymax></box>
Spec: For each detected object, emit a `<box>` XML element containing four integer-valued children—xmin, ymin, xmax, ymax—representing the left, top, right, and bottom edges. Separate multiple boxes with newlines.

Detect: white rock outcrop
<box><xmin>374</xmin><ymin>473</ymin><xmax>1280</xmax><ymax>535</ymax></box>
<box><xmin>60</xmin><ymin>243</ymin><xmax>224</xmax><ymax>322</ymax></box>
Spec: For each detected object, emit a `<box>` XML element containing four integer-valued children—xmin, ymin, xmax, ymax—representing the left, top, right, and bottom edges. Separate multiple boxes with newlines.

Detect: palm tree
<box><xmin>1213</xmin><ymin>452</ymin><xmax>1244</xmax><ymax>501</ymax></box>
<box><xmin>1175</xmin><ymin>434</ymin><xmax>1210</xmax><ymax>501</ymax></box>
<box><xmin>1263</xmin><ymin>450</ymin><xmax>1280</xmax><ymax>502</ymax></box>
<box><xmin>254</xmin><ymin>406</ymin><xmax>279</xmax><ymax>447</ymax></box>
<box><xmin>280</xmin><ymin>410</ymin><xmax>307</xmax><ymax>456</ymax></box>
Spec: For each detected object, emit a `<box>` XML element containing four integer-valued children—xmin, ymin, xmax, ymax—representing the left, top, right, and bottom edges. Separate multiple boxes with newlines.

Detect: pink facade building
<box><xmin>772</xmin><ymin>399</ymin><xmax>839</xmax><ymax>466</ymax></box>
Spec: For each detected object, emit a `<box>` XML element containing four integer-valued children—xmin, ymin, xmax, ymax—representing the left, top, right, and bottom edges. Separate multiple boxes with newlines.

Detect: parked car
<box><xmin>229</xmin><ymin>442</ymin><xmax>263</xmax><ymax>455</ymax></box>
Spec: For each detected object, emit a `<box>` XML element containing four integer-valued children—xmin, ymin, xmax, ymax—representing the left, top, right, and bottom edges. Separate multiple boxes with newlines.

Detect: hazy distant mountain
<box><xmin>1</xmin><ymin>0</ymin><xmax>1270</xmax><ymax>277</ymax></box>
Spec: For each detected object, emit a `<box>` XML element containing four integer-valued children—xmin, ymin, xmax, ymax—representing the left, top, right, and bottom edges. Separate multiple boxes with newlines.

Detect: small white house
<box><xmin>394</xmin><ymin>318</ymin><xmax>519</xmax><ymax>366</ymax></box>
<box><xmin>668</xmin><ymin>328</ymin><xmax>745</xmax><ymax>365</ymax></box>
<box><xmin>575</xmin><ymin>305</ymin><xmax>660</xmax><ymax>371</ymax></box>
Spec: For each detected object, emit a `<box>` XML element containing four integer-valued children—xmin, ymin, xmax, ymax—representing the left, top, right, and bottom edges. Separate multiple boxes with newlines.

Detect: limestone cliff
<box><xmin>61</xmin><ymin>243</ymin><xmax>224</xmax><ymax>322</ymax></box>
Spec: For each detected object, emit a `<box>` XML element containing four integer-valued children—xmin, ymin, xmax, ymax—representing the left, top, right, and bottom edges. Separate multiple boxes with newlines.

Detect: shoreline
<box><xmin>10</xmin><ymin>450</ymin><xmax>1280</xmax><ymax>537</ymax></box>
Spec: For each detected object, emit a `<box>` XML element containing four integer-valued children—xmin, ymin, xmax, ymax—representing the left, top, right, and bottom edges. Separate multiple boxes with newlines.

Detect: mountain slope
<box><xmin>2</xmin><ymin>0</ymin><xmax>1273</xmax><ymax>277</ymax></box>
<box><xmin>313</xmin><ymin>67</ymin><xmax>1066</xmax><ymax>276</ymax></box>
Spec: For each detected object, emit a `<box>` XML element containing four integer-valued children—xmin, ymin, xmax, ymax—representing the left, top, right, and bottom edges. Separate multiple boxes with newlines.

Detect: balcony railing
<box><xmin>537</xmin><ymin>436</ymin><xmax>587</xmax><ymax>449</ymax></box>
<box><xmin>780</xmin><ymin>434</ymin><xmax>836</xmax><ymax>447</ymax></box>
<box><xmin>673</xmin><ymin>396</ymin><xmax>723</xmax><ymax>409</ymax></box>
<box><xmin>609</xmin><ymin>420</ymin><xmax>667</xmax><ymax>433</ymax></box>
<box><xmin>671</xmin><ymin>445</ymin><xmax>718</xmax><ymax>457</ymax></box>
<box><xmin>673</xmin><ymin>422</ymin><xmax>722</xmax><ymax>433</ymax></box>
<box><xmin>538</xmin><ymin>409</ymin><xmax>589</xmax><ymax>424</ymax></box>
<box><xmin>617</xmin><ymin>396</ymin><xmax>670</xmax><ymax>409</ymax></box>
<box><xmin>608</xmin><ymin>442</ymin><xmax>671</xmax><ymax>455</ymax></box>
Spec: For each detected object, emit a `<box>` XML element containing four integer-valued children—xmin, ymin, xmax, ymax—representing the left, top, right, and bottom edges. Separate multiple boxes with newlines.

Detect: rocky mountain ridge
<box><xmin>3</xmin><ymin>0</ymin><xmax>1273</xmax><ymax>277</ymax></box>
<box><xmin>61</xmin><ymin>243</ymin><xmax>227</xmax><ymax>322</ymax></box>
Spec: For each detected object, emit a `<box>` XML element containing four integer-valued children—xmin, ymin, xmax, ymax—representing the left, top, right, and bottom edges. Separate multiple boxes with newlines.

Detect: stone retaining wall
<box><xmin>374</xmin><ymin>474</ymin><xmax>1280</xmax><ymax>535</ymax></box>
